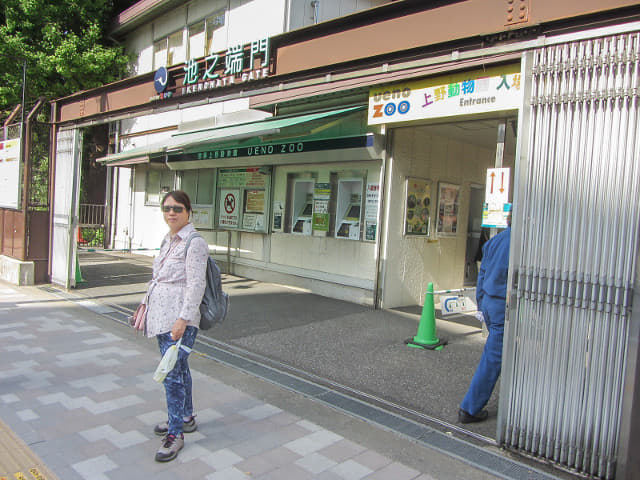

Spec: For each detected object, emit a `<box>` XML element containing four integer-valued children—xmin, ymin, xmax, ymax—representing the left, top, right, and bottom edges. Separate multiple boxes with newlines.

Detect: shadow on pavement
<box><xmin>76</xmin><ymin>249</ymin><xmax>499</xmax><ymax>441</ymax></box>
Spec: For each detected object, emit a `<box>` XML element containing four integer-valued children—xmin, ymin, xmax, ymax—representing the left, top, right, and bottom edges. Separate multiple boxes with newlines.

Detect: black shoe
<box><xmin>154</xmin><ymin>416</ymin><xmax>197</xmax><ymax>436</ymax></box>
<box><xmin>458</xmin><ymin>408</ymin><xmax>488</xmax><ymax>424</ymax></box>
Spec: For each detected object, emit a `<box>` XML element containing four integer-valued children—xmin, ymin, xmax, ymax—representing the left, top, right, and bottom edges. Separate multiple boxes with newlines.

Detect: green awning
<box><xmin>97</xmin><ymin>106</ymin><xmax>364</xmax><ymax>166</ymax></box>
<box><xmin>166</xmin><ymin>106</ymin><xmax>364</xmax><ymax>153</ymax></box>
<box><xmin>166</xmin><ymin>133</ymin><xmax>383</xmax><ymax>170</ymax></box>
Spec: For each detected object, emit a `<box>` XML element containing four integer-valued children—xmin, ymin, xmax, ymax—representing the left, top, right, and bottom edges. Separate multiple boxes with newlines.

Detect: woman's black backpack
<box><xmin>184</xmin><ymin>232</ymin><xmax>229</xmax><ymax>329</ymax></box>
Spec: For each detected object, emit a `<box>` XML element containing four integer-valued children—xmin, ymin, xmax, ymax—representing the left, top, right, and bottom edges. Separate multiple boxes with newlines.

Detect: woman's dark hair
<box><xmin>161</xmin><ymin>190</ymin><xmax>192</xmax><ymax>213</ymax></box>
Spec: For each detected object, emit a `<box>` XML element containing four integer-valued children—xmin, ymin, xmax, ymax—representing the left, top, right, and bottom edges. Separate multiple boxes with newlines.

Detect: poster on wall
<box><xmin>404</xmin><ymin>177</ymin><xmax>431</xmax><ymax>236</ymax></box>
<box><xmin>437</xmin><ymin>182</ymin><xmax>460</xmax><ymax>236</ymax></box>
<box><xmin>272</xmin><ymin>201</ymin><xmax>283</xmax><ymax>231</ymax></box>
<box><xmin>219</xmin><ymin>189</ymin><xmax>240</xmax><ymax>228</ymax></box>
<box><xmin>0</xmin><ymin>138</ymin><xmax>22</xmax><ymax>209</ymax></box>
<box><xmin>242</xmin><ymin>214</ymin><xmax>265</xmax><ymax>230</ymax></box>
<box><xmin>244</xmin><ymin>189</ymin><xmax>265</xmax><ymax>213</ymax></box>
<box><xmin>365</xmin><ymin>183</ymin><xmax>380</xmax><ymax>241</ymax></box>
<box><xmin>191</xmin><ymin>207</ymin><xmax>212</xmax><ymax>228</ymax></box>
<box><xmin>218</xmin><ymin>167</ymin><xmax>268</xmax><ymax>188</ymax></box>
<box><xmin>312</xmin><ymin>183</ymin><xmax>331</xmax><ymax>232</ymax></box>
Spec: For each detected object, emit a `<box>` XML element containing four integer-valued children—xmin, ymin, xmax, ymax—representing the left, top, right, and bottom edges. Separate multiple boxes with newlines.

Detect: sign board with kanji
<box><xmin>368</xmin><ymin>64</ymin><xmax>522</xmax><ymax>125</ymax></box>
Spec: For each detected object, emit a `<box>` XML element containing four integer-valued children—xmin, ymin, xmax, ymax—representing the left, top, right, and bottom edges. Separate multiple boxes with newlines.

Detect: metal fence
<box><xmin>500</xmin><ymin>32</ymin><xmax>640</xmax><ymax>479</ymax></box>
<box><xmin>1</xmin><ymin>122</ymin><xmax>21</xmax><ymax>142</ymax></box>
<box><xmin>78</xmin><ymin>204</ymin><xmax>106</xmax><ymax>247</ymax></box>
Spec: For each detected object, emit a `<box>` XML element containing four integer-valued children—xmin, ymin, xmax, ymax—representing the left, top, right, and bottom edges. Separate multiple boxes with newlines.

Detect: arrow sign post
<box><xmin>482</xmin><ymin>167</ymin><xmax>511</xmax><ymax>228</ymax></box>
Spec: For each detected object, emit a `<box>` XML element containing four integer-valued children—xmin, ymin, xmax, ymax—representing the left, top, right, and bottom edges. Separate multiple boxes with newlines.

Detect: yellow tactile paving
<box><xmin>0</xmin><ymin>418</ymin><xmax>58</xmax><ymax>480</ymax></box>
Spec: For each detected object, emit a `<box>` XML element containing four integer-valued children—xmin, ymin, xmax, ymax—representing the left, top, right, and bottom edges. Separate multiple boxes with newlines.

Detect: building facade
<box><xmin>49</xmin><ymin>1</ymin><xmax>640</xmax><ymax>478</ymax></box>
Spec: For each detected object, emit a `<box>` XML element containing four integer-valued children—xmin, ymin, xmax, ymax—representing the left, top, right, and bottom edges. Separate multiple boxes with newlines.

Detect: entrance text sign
<box><xmin>0</xmin><ymin>138</ymin><xmax>21</xmax><ymax>209</ymax></box>
<box><xmin>368</xmin><ymin>64</ymin><xmax>522</xmax><ymax>125</ymax></box>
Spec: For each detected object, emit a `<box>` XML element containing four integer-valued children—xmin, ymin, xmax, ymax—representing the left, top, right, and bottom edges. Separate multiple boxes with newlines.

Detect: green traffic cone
<box><xmin>405</xmin><ymin>282</ymin><xmax>446</xmax><ymax>351</ymax></box>
<box><xmin>75</xmin><ymin>255</ymin><xmax>86</xmax><ymax>285</ymax></box>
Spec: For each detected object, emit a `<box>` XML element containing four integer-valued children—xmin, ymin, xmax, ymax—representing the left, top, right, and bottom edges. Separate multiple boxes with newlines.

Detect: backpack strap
<box><xmin>183</xmin><ymin>231</ymin><xmax>203</xmax><ymax>258</ymax></box>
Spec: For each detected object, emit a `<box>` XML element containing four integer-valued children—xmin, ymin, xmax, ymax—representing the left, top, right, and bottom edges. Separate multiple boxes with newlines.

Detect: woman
<box><xmin>132</xmin><ymin>190</ymin><xmax>209</xmax><ymax>462</ymax></box>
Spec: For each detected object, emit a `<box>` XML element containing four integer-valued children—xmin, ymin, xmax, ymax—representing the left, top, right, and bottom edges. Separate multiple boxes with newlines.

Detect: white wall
<box><xmin>286</xmin><ymin>0</ymin><xmax>391</xmax><ymax>30</ymax></box>
<box><xmin>227</xmin><ymin>0</ymin><xmax>287</xmax><ymax>46</ymax></box>
<box><xmin>124</xmin><ymin>0</ymin><xmax>287</xmax><ymax>75</ymax></box>
<box><xmin>126</xmin><ymin>23</ymin><xmax>153</xmax><ymax>75</ymax></box>
<box><xmin>123</xmin><ymin>0</ymin><xmax>394</xmax><ymax>74</ymax></box>
<box><xmin>131</xmin><ymin>165</ymin><xmax>169</xmax><ymax>250</ymax></box>
<box><xmin>187</xmin><ymin>0</ymin><xmax>228</xmax><ymax>24</ymax></box>
<box><xmin>381</xmin><ymin>124</ymin><xmax>510</xmax><ymax>308</ymax></box>
<box><xmin>153</xmin><ymin>5</ymin><xmax>187</xmax><ymax>39</ymax></box>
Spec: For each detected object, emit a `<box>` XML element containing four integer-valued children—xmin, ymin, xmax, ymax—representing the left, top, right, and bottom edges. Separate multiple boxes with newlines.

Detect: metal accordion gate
<box><xmin>498</xmin><ymin>31</ymin><xmax>640</xmax><ymax>479</ymax></box>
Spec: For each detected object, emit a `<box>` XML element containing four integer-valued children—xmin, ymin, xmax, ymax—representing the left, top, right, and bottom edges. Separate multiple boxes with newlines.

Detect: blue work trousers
<box><xmin>460</xmin><ymin>296</ymin><xmax>505</xmax><ymax>416</ymax></box>
<box><xmin>156</xmin><ymin>326</ymin><xmax>198</xmax><ymax>436</ymax></box>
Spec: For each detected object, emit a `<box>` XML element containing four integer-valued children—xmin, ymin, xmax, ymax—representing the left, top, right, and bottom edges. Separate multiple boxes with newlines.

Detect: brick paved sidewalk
<box><xmin>0</xmin><ymin>283</ymin><xmax>504</xmax><ymax>480</ymax></box>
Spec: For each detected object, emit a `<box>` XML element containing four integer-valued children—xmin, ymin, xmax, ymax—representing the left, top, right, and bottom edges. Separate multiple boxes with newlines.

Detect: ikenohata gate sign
<box><xmin>150</xmin><ymin>37</ymin><xmax>273</xmax><ymax>102</ymax></box>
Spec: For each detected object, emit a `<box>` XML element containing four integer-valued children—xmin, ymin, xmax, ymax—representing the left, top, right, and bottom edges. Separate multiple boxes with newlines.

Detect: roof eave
<box><xmin>110</xmin><ymin>0</ymin><xmax>187</xmax><ymax>37</ymax></box>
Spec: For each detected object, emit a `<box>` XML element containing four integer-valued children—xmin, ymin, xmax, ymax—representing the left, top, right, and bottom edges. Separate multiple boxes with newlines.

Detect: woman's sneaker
<box><xmin>155</xmin><ymin>433</ymin><xmax>184</xmax><ymax>462</ymax></box>
<box><xmin>153</xmin><ymin>416</ymin><xmax>197</xmax><ymax>436</ymax></box>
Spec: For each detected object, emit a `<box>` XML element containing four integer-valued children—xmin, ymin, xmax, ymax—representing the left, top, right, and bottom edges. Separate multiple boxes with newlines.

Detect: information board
<box><xmin>0</xmin><ymin>138</ymin><xmax>21</xmax><ymax>209</ymax></box>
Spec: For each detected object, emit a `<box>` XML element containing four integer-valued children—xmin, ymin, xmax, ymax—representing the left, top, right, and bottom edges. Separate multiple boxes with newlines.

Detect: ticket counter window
<box><xmin>335</xmin><ymin>179</ymin><xmax>363</xmax><ymax>240</ymax></box>
<box><xmin>292</xmin><ymin>180</ymin><xmax>314</xmax><ymax>235</ymax></box>
<box><xmin>145</xmin><ymin>167</ymin><xmax>175</xmax><ymax>205</ymax></box>
<box><xmin>180</xmin><ymin>169</ymin><xmax>215</xmax><ymax>229</ymax></box>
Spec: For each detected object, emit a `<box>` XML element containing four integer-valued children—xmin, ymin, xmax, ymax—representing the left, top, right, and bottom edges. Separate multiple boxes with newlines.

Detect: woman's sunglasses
<box><xmin>162</xmin><ymin>205</ymin><xmax>185</xmax><ymax>213</ymax></box>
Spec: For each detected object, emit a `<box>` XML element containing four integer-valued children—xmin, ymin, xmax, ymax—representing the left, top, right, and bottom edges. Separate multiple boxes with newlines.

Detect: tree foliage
<box><xmin>0</xmin><ymin>0</ymin><xmax>132</xmax><ymax>119</ymax></box>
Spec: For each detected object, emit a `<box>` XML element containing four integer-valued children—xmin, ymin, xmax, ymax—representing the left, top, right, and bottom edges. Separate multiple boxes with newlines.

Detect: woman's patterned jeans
<box><xmin>156</xmin><ymin>326</ymin><xmax>198</xmax><ymax>436</ymax></box>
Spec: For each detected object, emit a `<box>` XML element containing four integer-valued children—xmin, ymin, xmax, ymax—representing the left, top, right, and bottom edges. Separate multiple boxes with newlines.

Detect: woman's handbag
<box><xmin>130</xmin><ymin>304</ymin><xmax>146</xmax><ymax>331</ymax></box>
<box><xmin>153</xmin><ymin>338</ymin><xmax>182</xmax><ymax>383</ymax></box>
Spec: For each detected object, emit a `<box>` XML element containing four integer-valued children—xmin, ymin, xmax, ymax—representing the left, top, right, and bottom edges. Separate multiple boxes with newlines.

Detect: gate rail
<box><xmin>78</xmin><ymin>204</ymin><xmax>105</xmax><ymax>247</ymax></box>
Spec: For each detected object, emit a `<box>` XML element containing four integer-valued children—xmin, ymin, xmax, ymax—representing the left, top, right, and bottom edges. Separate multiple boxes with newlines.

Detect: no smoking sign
<box><xmin>224</xmin><ymin>193</ymin><xmax>236</xmax><ymax>214</ymax></box>
<box><xmin>219</xmin><ymin>189</ymin><xmax>239</xmax><ymax>227</ymax></box>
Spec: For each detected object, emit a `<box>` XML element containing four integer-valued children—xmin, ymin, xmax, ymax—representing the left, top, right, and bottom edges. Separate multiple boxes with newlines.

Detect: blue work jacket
<box><xmin>476</xmin><ymin>226</ymin><xmax>511</xmax><ymax>311</ymax></box>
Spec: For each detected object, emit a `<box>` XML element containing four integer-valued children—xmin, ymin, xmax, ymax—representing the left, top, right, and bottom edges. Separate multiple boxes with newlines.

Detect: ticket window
<box><xmin>292</xmin><ymin>180</ymin><xmax>314</xmax><ymax>235</ymax></box>
<box><xmin>335</xmin><ymin>179</ymin><xmax>363</xmax><ymax>240</ymax></box>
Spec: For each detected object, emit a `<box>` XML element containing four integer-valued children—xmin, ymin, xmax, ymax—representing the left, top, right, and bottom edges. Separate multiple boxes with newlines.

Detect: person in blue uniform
<box><xmin>459</xmin><ymin>218</ymin><xmax>511</xmax><ymax>423</ymax></box>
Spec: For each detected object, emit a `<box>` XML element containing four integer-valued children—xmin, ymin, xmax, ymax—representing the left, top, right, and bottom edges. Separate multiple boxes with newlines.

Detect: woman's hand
<box><xmin>171</xmin><ymin>318</ymin><xmax>187</xmax><ymax>341</ymax></box>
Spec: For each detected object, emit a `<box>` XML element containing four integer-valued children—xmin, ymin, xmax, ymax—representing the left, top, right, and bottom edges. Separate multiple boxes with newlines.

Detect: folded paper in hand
<box><xmin>153</xmin><ymin>338</ymin><xmax>182</xmax><ymax>383</ymax></box>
